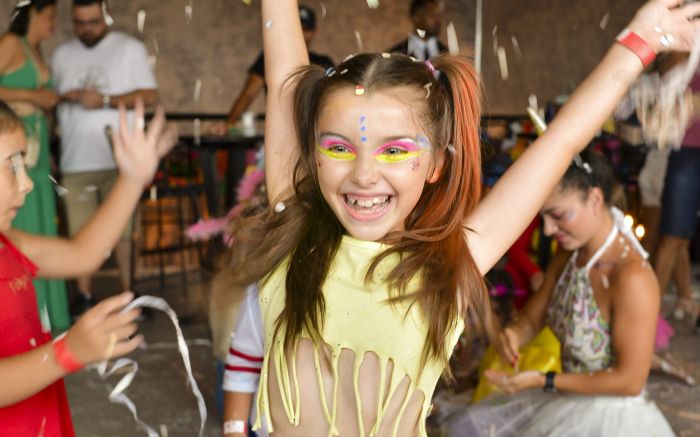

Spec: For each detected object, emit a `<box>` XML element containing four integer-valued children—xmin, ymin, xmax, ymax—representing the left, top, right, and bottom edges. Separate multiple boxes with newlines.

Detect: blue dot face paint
<box><xmin>359</xmin><ymin>116</ymin><xmax>368</xmax><ymax>142</ymax></box>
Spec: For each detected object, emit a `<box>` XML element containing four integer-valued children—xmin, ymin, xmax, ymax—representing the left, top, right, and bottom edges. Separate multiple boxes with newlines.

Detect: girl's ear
<box><xmin>587</xmin><ymin>186</ymin><xmax>605</xmax><ymax>211</ymax></box>
<box><xmin>427</xmin><ymin>149</ymin><xmax>445</xmax><ymax>184</ymax></box>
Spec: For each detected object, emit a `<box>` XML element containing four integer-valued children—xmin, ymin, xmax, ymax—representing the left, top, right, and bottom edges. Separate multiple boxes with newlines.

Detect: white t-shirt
<box><xmin>52</xmin><ymin>31</ymin><xmax>157</xmax><ymax>173</ymax></box>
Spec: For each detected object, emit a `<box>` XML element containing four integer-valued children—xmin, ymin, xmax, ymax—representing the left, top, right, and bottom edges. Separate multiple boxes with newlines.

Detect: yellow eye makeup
<box><xmin>373</xmin><ymin>139</ymin><xmax>425</xmax><ymax>164</ymax></box>
<box><xmin>317</xmin><ymin>138</ymin><xmax>357</xmax><ymax>161</ymax></box>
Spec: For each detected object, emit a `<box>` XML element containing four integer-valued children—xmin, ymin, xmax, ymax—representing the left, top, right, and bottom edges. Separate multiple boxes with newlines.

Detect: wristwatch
<box><xmin>543</xmin><ymin>371</ymin><xmax>557</xmax><ymax>393</ymax></box>
<box><xmin>102</xmin><ymin>93</ymin><xmax>111</xmax><ymax>108</ymax></box>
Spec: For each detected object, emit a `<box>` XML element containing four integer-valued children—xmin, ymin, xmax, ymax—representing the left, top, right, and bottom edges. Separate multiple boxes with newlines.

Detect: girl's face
<box><xmin>31</xmin><ymin>5</ymin><xmax>58</xmax><ymax>40</ymax></box>
<box><xmin>0</xmin><ymin>128</ymin><xmax>33</xmax><ymax>233</ymax></box>
<box><xmin>540</xmin><ymin>186</ymin><xmax>603</xmax><ymax>251</ymax></box>
<box><xmin>315</xmin><ymin>88</ymin><xmax>437</xmax><ymax>241</ymax></box>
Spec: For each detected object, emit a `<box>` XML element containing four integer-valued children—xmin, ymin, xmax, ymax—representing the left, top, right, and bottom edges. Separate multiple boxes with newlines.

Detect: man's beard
<box><xmin>79</xmin><ymin>32</ymin><xmax>106</xmax><ymax>48</ymax></box>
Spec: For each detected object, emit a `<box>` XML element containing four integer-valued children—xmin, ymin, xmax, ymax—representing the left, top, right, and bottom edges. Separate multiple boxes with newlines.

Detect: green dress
<box><xmin>0</xmin><ymin>37</ymin><xmax>70</xmax><ymax>332</ymax></box>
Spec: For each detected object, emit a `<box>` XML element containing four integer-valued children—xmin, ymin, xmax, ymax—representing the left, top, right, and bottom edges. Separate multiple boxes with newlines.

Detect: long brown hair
<box><xmin>228</xmin><ymin>53</ymin><xmax>490</xmax><ymax>377</ymax></box>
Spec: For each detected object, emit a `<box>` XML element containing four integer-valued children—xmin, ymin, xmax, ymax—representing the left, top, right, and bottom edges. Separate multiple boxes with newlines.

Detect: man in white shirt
<box><xmin>387</xmin><ymin>0</ymin><xmax>447</xmax><ymax>61</ymax></box>
<box><xmin>52</xmin><ymin>0</ymin><xmax>157</xmax><ymax>316</ymax></box>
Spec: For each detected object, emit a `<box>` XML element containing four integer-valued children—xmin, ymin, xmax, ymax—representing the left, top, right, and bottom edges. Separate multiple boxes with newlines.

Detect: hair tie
<box><xmin>324</xmin><ymin>67</ymin><xmax>336</xmax><ymax>77</ymax></box>
<box><xmin>424</xmin><ymin>60</ymin><xmax>440</xmax><ymax>79</ymax></box>
<box><xmin>572</xmin><ymin>155</ymin><xmax>593</xmax><ymax>174</ymax></box>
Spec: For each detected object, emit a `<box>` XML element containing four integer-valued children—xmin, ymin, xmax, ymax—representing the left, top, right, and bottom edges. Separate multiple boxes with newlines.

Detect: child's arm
<box><xmin>7</xmin><ymin>101</ymin><xmax>177</xmax><ymax>278</ymax></box>
<box><xmin>495</xmin><ymin>250</ymin><xmax>569</xmax><ymax>366</ymax></box>
<box><xmin>0</xmin><ymin>292</ymin><xmax>141</xmax><ymax>407</ymax></box>
<box><xmin>223</xmin><ymin>285</ymin><xmax>264</xmax><ymax>436</ymax></box>
<box><xmin>465</xmin><ymin>0</ymin><xmax>700</xmax><ymax>274</ymax></box>
<box><xmin>261</xmin><ymin>0</ymin><xmax>309</xmax><ymax>203</ymax></box>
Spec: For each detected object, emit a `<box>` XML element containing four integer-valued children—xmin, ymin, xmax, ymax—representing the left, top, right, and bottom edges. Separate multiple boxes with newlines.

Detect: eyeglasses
<box><xmin>73</xmin><ymin>18</ymin><xmax>103</xmax><ymax>28</ymax></box>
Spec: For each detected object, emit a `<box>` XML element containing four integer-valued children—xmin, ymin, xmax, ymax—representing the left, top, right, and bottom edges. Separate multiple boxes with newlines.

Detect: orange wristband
<box><xmin>52</xmin><ymin>335</ymin><xmax>84</xmax><ymax>373</ymax></box>
<box><xmin>616</xmin><ymin>29</ymin><xmax>656</xmax><ymax>68</ymax></box>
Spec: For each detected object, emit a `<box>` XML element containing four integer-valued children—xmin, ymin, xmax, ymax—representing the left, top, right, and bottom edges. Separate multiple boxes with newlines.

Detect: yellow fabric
<box><xmin>472</xmin><ymin>327</ymin><xmax>561</xmax><ymax>403</ymax></box>
<box><xmin>254</xmin><ymin>236</ymin><xmax>463</xmax><ymax>436</ymax></box>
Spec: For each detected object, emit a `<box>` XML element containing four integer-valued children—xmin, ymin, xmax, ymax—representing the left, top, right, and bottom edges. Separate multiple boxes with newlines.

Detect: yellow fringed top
<box><xmin>253</xmin><ymin>236</ymin><xmax>463</xmax><ymax>437</ymax></box>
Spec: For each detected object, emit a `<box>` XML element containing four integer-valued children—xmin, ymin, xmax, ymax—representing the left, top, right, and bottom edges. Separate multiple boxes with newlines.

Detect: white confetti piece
<box><xmin>185</xmin><ymin>1</ymin><xmax>193</xmax><ymax>25</ymax></box>
<box><xmin>194</xmin><ymin>118</ymin><xmax>201</xmax><ymax>146</ymax></box>
<box><xmin>497</xmin><ymin>46</ymin><xmax>508</xmax><ymax>80</ymax></box>
<box><xmin>265</xmin><ymin>20</ymin><xmax>273</xmax><ymax>28</ymax></box>
<box><xmin>511</xmin><ymin>36</ymin><xmax>522</xmax><ymax>59</ymax></box>
<box><xmin>354</xmin><ymin>30</ymin><xmax>363</xmax><ymax>52</ymax></box>
<box><xmin>474</xmin><ymin>0</ymin><xmax>483</xmax><ymax>73</ymax></box>
<box><xmin>48</xmin><ymin>175</ymin><xmax>69</xmax><ymax>197</ymax></box>
<box><xmin>417</xmin><ymin>28</ymin><xmax>426</xmax><ymax>38</ymax></box>
<box><xmin>193</xmin><ymin>79</ymin><xmax>202</xmax><ymax>102</ymax></box>
<box><xmin>447</xmin><ymin>22</ymin><xmax>459</xmax><ymax>55</ymax></box>
<box><xmin>102</xmin><ymin>1</ymin><xmax>114</xmax><ymax>26</ymax></box>
<box><xmin>366</xmin><ymin>0</ymin><xmax>379</xmax><ymax>9</ymax></box>
<box><xmin>599</xmin><ymin>12</ymin><xmax>610</xmax><ymax>30</ymax></box>
<box><xmin>528</xmin><ymin>94</ymin><xmax>538</xmax><ymax>111</ymax></box>
<box><xmin>492</xmin><ymin>25</ymin><xmax>498</xmax><ymax>56</ymax></box>
<box><xmin>321</xmin><ymin>2</ymin><xmax>327</xmax><ymax>19</ymax></box>
<box><xmin>137</xmin><ymin>9</ymin><xmax>146</xmax><ymax>34</ymax></box>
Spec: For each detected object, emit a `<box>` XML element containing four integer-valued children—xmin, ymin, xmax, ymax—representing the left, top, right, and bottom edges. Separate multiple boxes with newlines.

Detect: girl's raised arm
<box><xmin>262</xmin><ymin>0</ymin><xmax>310</xmax><ymax>202</ymax></box>
<box><xmin>8</xmin><ymin>101</ymin><xmax>176</xmax><ymax>278</ymax></box>
<box><xmin>465</xmin><ymin>0</ymin><xmax>700</xmax><ymax>274</ymax></box>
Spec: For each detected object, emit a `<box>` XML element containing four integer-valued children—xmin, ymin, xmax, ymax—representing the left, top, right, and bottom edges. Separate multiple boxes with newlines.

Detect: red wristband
<box><xmin>616</xmin><ymin>29</ymin><xmax>656</xmax><ymax>68</ymax></box>
<box><xmin>52</xmin><ymin>335</ymin><xmax>84</xmax><ymax>373</ymax></box>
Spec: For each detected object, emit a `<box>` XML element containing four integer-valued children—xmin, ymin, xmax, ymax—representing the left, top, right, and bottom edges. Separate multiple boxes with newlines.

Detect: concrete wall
<box><xmin>1</xmin><ymin>0</ymin><xmax>643</xmax><ymax>115</ymax></box>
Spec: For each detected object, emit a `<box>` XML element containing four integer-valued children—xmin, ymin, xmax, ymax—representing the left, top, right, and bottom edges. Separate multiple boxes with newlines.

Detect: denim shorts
<box><xmin>660</xmin><ymin>147</ymin><xmax>700</xmax><ymax>239</ymax></box>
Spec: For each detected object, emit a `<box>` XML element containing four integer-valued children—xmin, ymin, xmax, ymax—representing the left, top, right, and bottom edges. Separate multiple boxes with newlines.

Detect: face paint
<box><xmin>359</xmin><ymin>116</ymin><xmax>368</xmax><ymax>142</ymax></box>
<box><xmin>317</xmin><ymin>135</ymin><xmax>357</xmax><ymax>161</ymax></box>
<box><xmin>373</xmin><ymin>138</ymin><xmax>425</xmax><ymax>164</ymax></box>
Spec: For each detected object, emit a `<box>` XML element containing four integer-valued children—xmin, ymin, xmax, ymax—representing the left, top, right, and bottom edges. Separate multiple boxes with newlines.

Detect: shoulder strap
<box><xmin>584</xmin><ymin>222</ymin><xmax>619</xmax><ymax>271</ymax></box>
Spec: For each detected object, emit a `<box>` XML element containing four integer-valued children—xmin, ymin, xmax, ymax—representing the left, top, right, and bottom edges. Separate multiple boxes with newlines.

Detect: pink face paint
<box><xmin>317</xmin><ymin>135</ymin><xmax>357</xmax><ymax>161</ymax></box>
<box><xmin>373</xmin><ymin>138</ymin><xmax>425</xmax><ymax>164</ymax></box>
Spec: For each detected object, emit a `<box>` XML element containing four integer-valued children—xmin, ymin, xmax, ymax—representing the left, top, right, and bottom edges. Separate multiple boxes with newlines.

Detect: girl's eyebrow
<box><xmin>318</xmin><ymin>132</ymin><xmax>353</xmax><ymax>142</ymax></box>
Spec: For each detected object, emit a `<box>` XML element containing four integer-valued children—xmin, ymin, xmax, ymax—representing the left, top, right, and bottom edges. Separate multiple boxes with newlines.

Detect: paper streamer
<box><xmin>92</xmin><ymin>296</ymin><xmax>207</xmax><ymax>437</ymax></box>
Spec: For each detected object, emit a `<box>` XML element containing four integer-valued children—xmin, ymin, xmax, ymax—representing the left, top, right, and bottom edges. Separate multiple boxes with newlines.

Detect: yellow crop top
<box><xmin>253</xmin><ymin>236</ymin><xmax>464</xmax><ymax>436</ymax></box>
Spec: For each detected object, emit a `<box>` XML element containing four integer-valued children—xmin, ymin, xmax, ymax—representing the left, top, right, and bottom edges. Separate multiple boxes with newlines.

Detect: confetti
<box><xmin>321</xmin><ymin>2</ymin><xmax>327</xmax><ymax>19</ymax></box>
<box><xmin>416</xmin><ymin>28</ymin><xmax>426</xmax><ymax>39</ymax></box>
<box><xmin>241</xmin><ymin>0</ymin><xmax>251</xmax><ymax>4</ymax></box>
<box><xmin>496</xmin><ymin>46</ymin><xmax>508</xmax><ymax>80</ymax></box>
<box><xmin>274</xmin><ymin>202</ymin><xmax>287</xmax><ymax>213</ymax></box>
<box><xmin>354</xmin><ymin>30</ymin><xmax>363</xmax><ymax>51</ymax></box>
<box><xmin>340</xmin><ymin>69</ymin><xmax>348</xmax><ymax>75</ymax></box>
<box><xmin>48</xmin><ymin>175</ymin><xmax>69</xmax><ymax>197</ymax></box>
<box><xmin>137</xmin><ymin>9</ymin><xmax>146</xmax><ymax>34</ymax></box>
<box><xmin>599</xmin><ymin>12</ymin><xmax>610</xmax><ymax>30</ymax></box>
<box><xmin>185</xmin><ymin>1</ymin><xmax>193</xmax><ymax>26</ymax></box>
<box><xmin>511</xmin><ymin>36</ymin><xmax>522</xmax><ymax>59</ymax></box>
<box><xmin>193</xmin><ymin>79</ymin><xmax>202</xmax><ymax>102</ymax></box>
<box><xmin>265</xmin><ymin>20</ymin><xmax>273</xmax><ymax>28</ymax></box>
<box><xmin>102</xmin><ymin>0</ymin><xmax>114</xmax><ymax>26</ymax></box>
<box><xmin>474</xmin><ymin>0</ymin><xmax>483</xmax><ymax>73</ymax></box>
<box><xmin>492</xmin><ymin>25</ymin><xmax>498</xmax><ymax>56</ymax></box>
<box><xmin>381</xmin><ymin>52</ymin><xmax>390</xmax><ymax>58</ymax></box>
<box><xmin>528</xmin><ymin>94</ymin><xmax>538</xmax><ymax>111</ymax></box>
<box><xmin>447</xmin><ymin>22</ymin><xmax>459</xmax><ymax>55</ymax></box>
<box><xmin>366</xmin><ymin>0</ymin><xmax>379</xmax><ymax>9</ymax></box>
<box><xmin>424</xmin><ymin>82</ymin><xmax>432</xmax><ymax>99</ymax></box>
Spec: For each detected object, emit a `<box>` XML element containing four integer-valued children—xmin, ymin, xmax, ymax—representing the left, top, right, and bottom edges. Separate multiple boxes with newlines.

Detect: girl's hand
<box><xmin>112</xmin><ymin>99</ymin><xmax>178</xmax><ymax>187</ymax></box>
<box><xmin>31</xmin><ymin>88</ymin><xmax>59</xmax><ymax>110</ymax></box>
<box><xmin>629</xmin><ymin>0</ymin><xmax>700</xmax><ymax>52</ymax></box>
<box><xmin>65</xmin><ymin>291</ymin><xmax>143</xmax><ymax>365</ymax></box>
<box><xmin>484</xmin><ymin>369</ymin><xmax>543</xmax><ymax>395</ymax></box>
<box><xmin>495</xmin><ymin>326</ymin><xmax>521</xmax><ymax>368</ymax></box>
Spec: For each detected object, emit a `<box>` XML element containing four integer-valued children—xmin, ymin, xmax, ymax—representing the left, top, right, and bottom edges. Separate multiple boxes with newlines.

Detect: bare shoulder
<box><xmin>610</xmin><ymin>256</ymin><xmax>659</xmax><ymax>302</ymax></box>
<box><xmin>0</xmin><ymin>33</ymin><xmax>22</xmax><ymax>59</ymax></box>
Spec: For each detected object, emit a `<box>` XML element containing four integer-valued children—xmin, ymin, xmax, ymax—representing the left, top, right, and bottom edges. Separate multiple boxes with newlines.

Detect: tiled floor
<box><xmin>65</xmin><ymin>268</ymin><xmax>700</xmax><ymax>437</ymax></box>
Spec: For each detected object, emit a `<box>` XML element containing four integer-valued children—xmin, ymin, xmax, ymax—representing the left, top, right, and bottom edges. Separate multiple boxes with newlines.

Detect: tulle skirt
<box><xmin>445</xmin><ymin>390</ymin><xmax>675</xmax><ymax>437</ymax></box>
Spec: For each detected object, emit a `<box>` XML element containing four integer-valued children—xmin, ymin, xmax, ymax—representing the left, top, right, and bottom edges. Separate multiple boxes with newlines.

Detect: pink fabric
<box><xmin>654</xmin><ymin>315</ymin><xmax>675</xmax><ymax>351</ymax></box>
<box><xmin>681</xmin><ymin>74</ymin><xmax>700</xmax><ymax>148</ymax></box>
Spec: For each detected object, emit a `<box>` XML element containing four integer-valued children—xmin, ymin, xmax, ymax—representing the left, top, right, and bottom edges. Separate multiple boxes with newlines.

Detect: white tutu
<box><xmin>445</xmin><ymin>389</ymin><xmax>675</xmax><ymax>437</ymax></box>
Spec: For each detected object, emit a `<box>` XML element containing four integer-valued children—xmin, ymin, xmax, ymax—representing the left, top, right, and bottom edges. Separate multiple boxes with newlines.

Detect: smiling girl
<box><xmin>223</xmin><ymin>1</ymin><xmax>700</xmax><ymax>436</ymax></box>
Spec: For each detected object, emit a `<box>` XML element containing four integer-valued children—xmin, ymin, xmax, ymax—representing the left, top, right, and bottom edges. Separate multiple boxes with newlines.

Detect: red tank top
<box><xmin>0</xmin><ymin>234</ymin><xmax>75</xmax><ymax>436</ymax></box>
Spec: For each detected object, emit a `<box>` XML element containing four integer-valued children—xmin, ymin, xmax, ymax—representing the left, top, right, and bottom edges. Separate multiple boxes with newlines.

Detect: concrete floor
<box><xmin>65</xmin><ymin>268</ymin><xmax>700</xmax><ymax>437</ymax></box>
